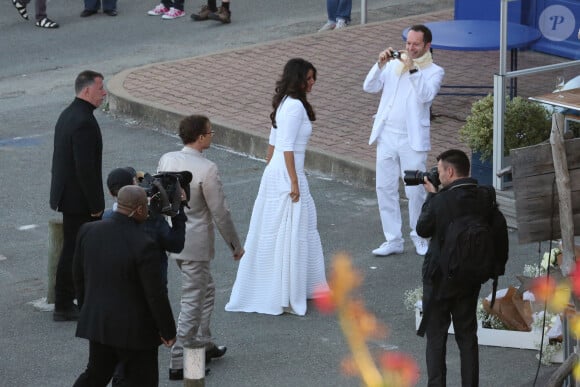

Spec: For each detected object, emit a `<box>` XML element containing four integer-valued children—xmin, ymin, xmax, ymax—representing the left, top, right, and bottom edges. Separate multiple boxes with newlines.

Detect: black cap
<box><xmin>107</xmin><ymin>167</ymin><xmax>136</xmax><ymax>196</ymax></box>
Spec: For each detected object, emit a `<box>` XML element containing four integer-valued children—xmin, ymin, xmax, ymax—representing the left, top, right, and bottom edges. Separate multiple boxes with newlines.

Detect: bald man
<box><xmin>72</xmin><ymin>186</ymin><xmax>176</xmax><ymax>387</ymax></box>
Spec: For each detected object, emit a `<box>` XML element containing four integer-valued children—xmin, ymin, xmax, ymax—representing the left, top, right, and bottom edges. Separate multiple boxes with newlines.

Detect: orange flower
<box><xmin>380</xmin><ymin>352</ymin><xmax>420</xmax><ymax>386</ymax></box>
<box><xmin>313</xmin><ymin>285</ymin><xmax>335</xmax><ymax>314</ymax></box>
<box><xmin>569</xmin><ymin>314</ymin><xmax>580</xmax><ymax>339</ymax></box>
<box><xmin>571</xmin><ymin>263</ymin><xmax>580</xmax><ymax>297</ymax></box>
<box><xmin>547</xmin><ymin>280</ymin><xmax>571</xmax><ymax>313</ymax></box>
<box><xmin>531</xmin><ymin>275</ymin><xmax>557</xmax><ymax>302</ymax></box>
<box><xmin>340</xmin><ymin>357</ymin><xmax>359</xmax><ymax>376</ymax></box>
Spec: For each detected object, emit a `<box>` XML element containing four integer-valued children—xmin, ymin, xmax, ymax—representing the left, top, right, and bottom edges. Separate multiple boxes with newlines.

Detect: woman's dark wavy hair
<box><xmin>270</xmin><ymin>58</ymin><xmax>317</xmax><ymax>128</ymax></box>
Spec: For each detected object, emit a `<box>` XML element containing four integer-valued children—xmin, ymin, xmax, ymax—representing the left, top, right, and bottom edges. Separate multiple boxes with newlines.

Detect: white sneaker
<box><xmin>411</xmin><ymin>236</ymin><xmax>429</xmax><ymax>256</ymax></box>
<box><xmin>335</xmin><ymin>18</ymin><xmax>347</xmax><ymax>29</ymax></box>
<box><xmin>161</xmin><ymin>7</ymin><xmax>185</xmax><ymax>19</ymax></box>
<box><xmin>318</xmin><ymin>21</ymin><xmax>336</xmax><ymax>32</ymax></box>
<box><xmin>372</xmin><ymin>242</ymin><xmax>404</xmax><ymax>256</ymax></box>
<box><xmin>147</xmin><ymin>3</ymin><xmax>168</xmax><ymax>15</ymax></box>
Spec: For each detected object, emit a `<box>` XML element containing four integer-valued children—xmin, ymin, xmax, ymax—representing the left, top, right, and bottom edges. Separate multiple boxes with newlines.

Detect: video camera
<box><xmin>138</xmin><ymin>171</ymin><xmax>192</xmax><ymax>216</ymax></box>
<box><xmin>403</xmin><ymin>166</ymin><xmax>440</xmax><ymax>187</ymax></box>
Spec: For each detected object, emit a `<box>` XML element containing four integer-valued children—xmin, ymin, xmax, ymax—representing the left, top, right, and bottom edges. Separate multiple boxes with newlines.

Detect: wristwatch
<box><xmin>409</xmin><ymin>68</ymin><xmax>418</xmax><ymax>74</ymax></box>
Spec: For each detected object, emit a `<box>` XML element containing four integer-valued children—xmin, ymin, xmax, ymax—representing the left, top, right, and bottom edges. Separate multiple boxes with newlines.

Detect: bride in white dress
<box><xmin>225</xmin><ymin>58</ymin><xmax>328</xmax><ymax>316</ymax></box>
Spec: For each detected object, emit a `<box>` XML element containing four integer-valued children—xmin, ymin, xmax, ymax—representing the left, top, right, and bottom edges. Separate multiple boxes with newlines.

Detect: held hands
<box><xmin>401</xmin><ymin>53</ymin><xmax>414</xmax><ymax>70</ymax></box>
<box><xmin>378</xmin><ymin>47</ymin><xmax>407</xmax><ymax>69</ymax></box>
<box><xmin>423</xmin><ymin>176</ymin><xmax>438</xmax><ymax>194</ymax></box>
<box><xmin>289</xmin><ymin>181</ymin><xmax>300</xmax><ymax>203</ymax></box>
<box><xmin>233</xmin><ymin>248</ymin><xmax>245</xmax><ymax>261</ymax></box>
<box><xmin>161</xmin><ymin>336</ymin><xmax>176</xmax><ymax>348</ymax></box>
<box><xmin>377</xmin><ymin>47</ymin><xmax>394</xmax><ymax>68</ymax></box>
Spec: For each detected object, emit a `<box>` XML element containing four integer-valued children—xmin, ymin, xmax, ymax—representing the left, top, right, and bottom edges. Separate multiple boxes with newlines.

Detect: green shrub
<box><xmin>459</xmin><ymin>94</ymin><xmax>552</xmax><ymax>161</ymax></box>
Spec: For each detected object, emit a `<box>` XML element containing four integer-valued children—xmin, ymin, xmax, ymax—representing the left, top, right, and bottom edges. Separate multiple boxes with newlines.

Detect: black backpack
<box><xmin>439</xmin><ymin>184</ymin><xmax>509</xmax><ymax>307</ymax></box>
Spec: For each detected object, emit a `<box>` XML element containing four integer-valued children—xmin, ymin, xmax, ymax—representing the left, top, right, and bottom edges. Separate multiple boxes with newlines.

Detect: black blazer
<box><xmin>50</xmin><ymin>98</ymin><xmax>104</xmax><ymax>214</ymax></box>
<box><xmin>73</xmin><ymin>212</ymin><xmax>176</xmax><ymax>350</ymax></box>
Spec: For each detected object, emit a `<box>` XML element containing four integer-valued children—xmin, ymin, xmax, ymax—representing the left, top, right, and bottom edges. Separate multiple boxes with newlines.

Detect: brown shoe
<box><xmin>190</xmin><ymin>4</ymin><xmax>214</xmax><ymax>21</ymax></box>
<box><xmin>208</xmin><ymin>6</ymin><xmax>230</xmax><ymax>24</ymax></box>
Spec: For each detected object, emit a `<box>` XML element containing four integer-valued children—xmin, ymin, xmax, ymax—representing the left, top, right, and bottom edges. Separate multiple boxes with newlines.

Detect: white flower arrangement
<box><xmin>531</xmin><ymin>311</ymin><xmax>564</xmax><ymax>365</ymax></box>
<box><xmin>476</xmin><ymin>300</ymin><xmax>508</xmax><ymax>330</ymax></box>
<box><xmin>403</xmin><ymin>286</ymin><xmax>422</xmax><ymax>312</ymax></box>
<box><xmin>522</xmin><ymin>247</ymin><xmax>561</xmax><ymax>278</ymax></box>
<box><xmin>537</xmin><ymin>341</ymin><xmax>563</xmax><ymax>366</ymax></box>
<box><xmin>405</xmin><ymin>247</ymin><xmax>564</xmax><ymax>365</ymax></box>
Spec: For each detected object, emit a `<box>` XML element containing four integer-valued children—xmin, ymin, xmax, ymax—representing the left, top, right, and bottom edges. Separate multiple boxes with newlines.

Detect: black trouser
<box><xmin>73</xmin><ymin>341</ymin><xmax>159</xmax><ymax>387</ymax></box>
<box><xmin>54</xmin><ymin>213</ymin><xmax>93</xmax><ymax>311</ymax></box>
<box><xmin>425</xmin><ymin>286</ymin><xmax>480</xmax><ymax>387</ymax></box>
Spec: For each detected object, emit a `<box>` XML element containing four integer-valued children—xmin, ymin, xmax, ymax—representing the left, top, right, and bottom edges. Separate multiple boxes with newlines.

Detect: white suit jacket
<box><xmin>157</xmin><ymin>146</ymin><xmax>241</xmax><ymax>262</ymax></box>
<box><xmin>363</xmin><ymin>61</ymin><xmax>444</xmax><ymax>150</ymax></box>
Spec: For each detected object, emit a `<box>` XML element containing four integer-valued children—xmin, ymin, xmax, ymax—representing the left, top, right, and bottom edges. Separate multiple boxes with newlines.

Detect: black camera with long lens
<box><xmin>139</xmin><ymin>171</ymin><xmax>192</xmax><ymax>216</ymax></box>
<box><xmin>403</xmin><ymin>166</ymin><xmax>440</xmax><ymax>187</ymax></box>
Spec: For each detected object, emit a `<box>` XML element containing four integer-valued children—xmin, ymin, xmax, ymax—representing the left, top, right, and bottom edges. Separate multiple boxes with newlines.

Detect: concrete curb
<box><xmin>107</xmin><ymin>67</ymin><xmax>377</xmax><ymax>189</ymax></box>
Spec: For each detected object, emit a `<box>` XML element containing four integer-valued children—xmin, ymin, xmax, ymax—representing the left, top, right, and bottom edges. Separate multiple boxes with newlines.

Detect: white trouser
<box><xmin>170</xmin><ymin>260</ymin><xmax>215</xmax><ymax>370</ymax></box>
<box><xmin>375</xmin><ymin>133</ymin><xmax>427</xmax><ymax>244</ymax></box>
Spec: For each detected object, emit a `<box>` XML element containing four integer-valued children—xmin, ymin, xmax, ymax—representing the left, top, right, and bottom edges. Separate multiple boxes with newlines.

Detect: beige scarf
<box><xmin>394</xmin><ymin>50</ymin><xmax>433</xmax><ymax>76</ymax></box>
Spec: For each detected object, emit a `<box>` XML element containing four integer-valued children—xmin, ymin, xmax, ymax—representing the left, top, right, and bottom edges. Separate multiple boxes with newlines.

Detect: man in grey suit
<box><xmin>158</xmin><ymin>114</ymin><xmax>245</xmax><ymax>381</ymax></box>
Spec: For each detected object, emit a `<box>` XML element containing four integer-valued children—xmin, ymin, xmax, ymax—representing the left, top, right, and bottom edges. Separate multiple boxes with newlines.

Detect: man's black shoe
<box><xmin>80</xmin><ymin>9</ymin><xmax>97</xmax><ymax>17</ymax></box>
<box><xmin>53</xmin><ymin>306</ymin><xmax>79</xmax><ymax>322</ymax></box>
<box><xmin>169</xmin><ymin>368</ymin><xmax>210</xmax><ymax>380</ymax></box>
<box><xmin>205</xmin><ymin>345</ymin><xmax>227</xmax><ymax>363</ymax></box>
<box><xmin>168</xmin><ymin>368</ymin><xmax>183</xmax><ymax>381</ymax></box>
<box><xmin>103</xmin><ymin>9</ymin><xmax>117</xmax><ymax>16</ymax></box>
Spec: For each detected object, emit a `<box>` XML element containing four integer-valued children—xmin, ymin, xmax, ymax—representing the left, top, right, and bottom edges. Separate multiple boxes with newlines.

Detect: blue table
<box><xmin>403</xmin><ymin>20</ymin><xmax>542</xmax><ymax>96</ymax></box>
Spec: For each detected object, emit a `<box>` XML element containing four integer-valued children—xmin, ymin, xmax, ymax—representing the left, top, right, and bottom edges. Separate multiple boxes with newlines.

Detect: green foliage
<box><xmin>459</xmin><ymin>94</ymin><xmax>552</xmax><ymax>161</ymax></box>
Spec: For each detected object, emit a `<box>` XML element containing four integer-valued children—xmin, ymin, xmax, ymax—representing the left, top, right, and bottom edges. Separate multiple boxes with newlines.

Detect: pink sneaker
<box><xmin>147</xmin><ymin>3</ymin><xmax>168</xmax><ymax>16</ymax></box>
<box><xmin>161</xmin><ymin>7</ymin><xmax>185</xmax><ymax>19</ymax></box>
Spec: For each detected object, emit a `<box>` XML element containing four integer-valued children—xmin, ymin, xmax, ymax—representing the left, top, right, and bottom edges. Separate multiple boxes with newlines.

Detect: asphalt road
<box><xmin>0</xmin><ymin>0</ymin><xmax>561</xmax><ymax>386</ymax></box>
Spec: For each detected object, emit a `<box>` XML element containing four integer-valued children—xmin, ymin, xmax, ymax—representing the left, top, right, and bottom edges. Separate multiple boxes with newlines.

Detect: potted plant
<box><xmin>459</xmin><ymin>94</ymin><xmax>552</xmax><ymax>184</ymax></box>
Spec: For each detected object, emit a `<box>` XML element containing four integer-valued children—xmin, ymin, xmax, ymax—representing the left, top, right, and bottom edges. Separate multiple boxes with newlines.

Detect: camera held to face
<box><xmin>403</xmin><ymin>166</ymin><xmax>440</xmax><ymax>187</ymax></box>
<box><xmin>139</xmin><ymin>171</ymin><xmax>192</xmax><ymax>216</ymax></box>
<box><xmin>390</xmin><ymin>50</ymin><xmax>401</xmax><ymax>59</ymax></box>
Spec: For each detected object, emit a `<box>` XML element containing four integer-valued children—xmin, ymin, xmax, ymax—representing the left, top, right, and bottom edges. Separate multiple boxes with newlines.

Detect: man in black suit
<box><xmin>416</xmin><ymin>149</ymin><xmax>507</xmax><ymax>386</ymax></box>
<box><xmin>50</xmin><ymin>70</ymin><xmax>106</xmax><ymax>321</ymax></box>
<box><xmin>72</xmin><ymin>185</ymin><xmax>176</xmax><ymax>387</ymax></box>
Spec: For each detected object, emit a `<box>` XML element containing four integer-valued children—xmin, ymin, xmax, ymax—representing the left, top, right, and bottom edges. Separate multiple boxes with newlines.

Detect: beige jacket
<box><xmin>158</xmin><ymin>146</ymin><xmax>242</xmax><ymax>261</ymax></box>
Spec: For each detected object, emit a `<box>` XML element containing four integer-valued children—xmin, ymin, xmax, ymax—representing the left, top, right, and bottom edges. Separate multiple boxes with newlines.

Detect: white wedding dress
<box><xmin>225</xmin><ymin>97</ymin><xmax>328</xmax><ymax>316</ymax></box>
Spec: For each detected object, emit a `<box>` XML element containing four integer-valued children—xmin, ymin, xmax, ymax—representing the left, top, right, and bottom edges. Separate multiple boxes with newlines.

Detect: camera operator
<box><xmin>103</xmin><ymin>167</ymin><xmax>187</xmax><ymax>290</ymax></box>
<box><xmin>363</xmin><ymin>24</ymin><xmax>444</xmax><ymax>257</ymax></box>
<box><xmin>103</xmin><ymin>167</ymin><xmax>188</xmax><ymax>387</ymax></box>
<box><xmin>72</xmin><ymin>185</ymin><xmax>176</xmax><ymax>387</ymax></box>
<box><xmin>415</xmin><ymin>149</ymin><xmax>495</xmax><ymax>386</ymax></box>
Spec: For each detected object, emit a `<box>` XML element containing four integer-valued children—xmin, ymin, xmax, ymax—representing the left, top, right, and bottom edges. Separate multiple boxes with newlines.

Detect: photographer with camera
<box><xmin>72</xmin><ymin>185</ymin><xmax>176</xmax><ymax>387</ymax></box>
<box><xmin>363</xmin><ymin>24</ymin><xmax>444</xmax><ymax>257</ymax></box>
<box><xmin>103</xmin><ymin>167</ymin><xmax>188</xmax><ymax>387</ymax></box>
<box><xmin>415</xmin><ymin>149</ymin><xmax>507</xmax><ymax>386</ymax></box>
<box><xmin>103</xmin><ymin>167</ymin><xmax>188</xmax><ymax>290</ymax></box>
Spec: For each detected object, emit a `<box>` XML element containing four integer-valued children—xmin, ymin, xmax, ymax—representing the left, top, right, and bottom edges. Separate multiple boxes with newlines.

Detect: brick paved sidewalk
<box><xmin>107</xmin><ymin>8</ymin><xmax>573</xmax><ymax>187</ymax></box>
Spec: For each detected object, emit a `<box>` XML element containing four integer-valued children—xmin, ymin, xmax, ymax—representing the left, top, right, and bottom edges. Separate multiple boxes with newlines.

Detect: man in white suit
<box><xmin>157</xmin><ymin>115</ymin><xmax>245</xmax><ymax>381</ymax></box>
<box><xmin>363</xmin><ymin>24</ymin><xmax>444</xmax><ymax>257</ymax></box>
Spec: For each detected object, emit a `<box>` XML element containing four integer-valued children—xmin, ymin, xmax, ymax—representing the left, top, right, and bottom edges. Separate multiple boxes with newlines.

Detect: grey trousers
<box><xmin>170</xmin><ymin>260</ymin><xmax>215</xmax><ymax>370</ymax></box>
